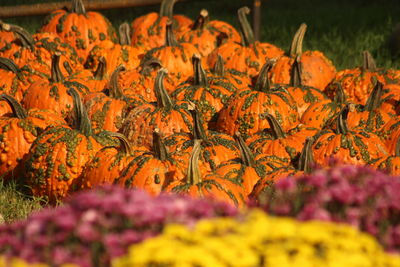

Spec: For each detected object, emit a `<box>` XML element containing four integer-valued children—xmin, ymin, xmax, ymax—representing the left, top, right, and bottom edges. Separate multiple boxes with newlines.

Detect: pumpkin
<box><xmin>177</xmin><ymin>9</ymin><xmax>241</xmax><ymax>57</ymax></box>
<box><xmin>216</xmin><ymin>61</ymin><xmax>299</xmax><ymax>137</ymax></box>
<box><xmin>130</xmin><ymin>0</ymin><xmax>192</xmax><ymax>49</ymax></box>
<box><xmin>269</xmin><ymin>23</ymin><xmax>337</xmax><ymax>90</ymax></box>
<box><xmin>208</xmin><ymin>6</ymin><xmax>284</xmax><ymax>78</ymax></box>
<box><xmin>22</xmin><ymin>87</ymin><xmax>117</xmax><ymax>203</ymax></box>
<box><xmin>375</xmin><ymin>136</ymin><xmax>400</xmax><ymax>175</ymax></box>
<box><xmin>0</xmin><ymin>20</ymin><xmax>18</xmax><ymax>50</ymax></box>
<box><xmin>40</xmin><ymin>0</ymin><xmax>117</xmax><ymax>62</ymax></box>
<box><xmin>120</xmin><ymin>68</ymin><xmax>194</xmax><ymax>149</ymax></box>
<box><xmin>0</xmin><ymin>94</ymin><xmax>65</xmax><ymax>181</ymax></box>
<box><xmin>165</xmin><ymin>139</ymin><xmax>247</xmax><ymax>207</ymax></box>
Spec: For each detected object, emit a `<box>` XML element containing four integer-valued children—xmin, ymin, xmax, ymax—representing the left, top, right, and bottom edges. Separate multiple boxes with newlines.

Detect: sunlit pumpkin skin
<box><xmin>216</xmin><ymin>62</ymin><xmax>299</xmax><ymax>137</ymax></box>
<box><xmin>0</xmin><ymin>95</ymin><xmax>66</xmax><ymax>181</ymax></box>
<box><xmin>269</xmin><ymin>24</ymin><xmax>336</xmax><ymax>91</ymax></box>
<box><xmin>142</xmin><ymin>20</ymin><xmax>200</xmax><ymax>85</ymax></box>
<box><xmin>177</xmin><ymin>9</ymin><xmax>241</xmax><ymax>57</ymax></box>
<box><xmin>312</xmin><ymin>105</ymin><xmax>389</xmax><ymax>166</ymax></box>
<box><xmin>208</xmin><ymin>7</ymin><xmax>283</xmax><ymax>78</ymax></box>
<box><xmin>165</xmin><ymin>139</ymin><xmax>247</xmax><ymax>208</ymax></box>
<box><xmin>130</xmin><ymin>0</ymin><xmax>192</xmax><ymax>49</ymax></box>
<box><xmin>374</xmin><ymin>137</ymin><xmax>400</xmax><ymax>175</ymax></box>
<box><xmin>0</xmin><ymin>21</ymin><xmax>17</xmax><ymax>50</ymax></box>
<box><xmin>39</xmin><ymin>0</ymin><xmax>117</xmax><ymax>62</ymax></box>
<box><xmin>378</xmin><ymin>118</ymin><xmax>400</xmax><ymax>155</ymax></box>
<box><xmin>120</xmin><ymin>69</ymin><xmax>194</xmax><ymax>149</ymax></box>
<box><xmin>22</xmin><ymin>88</ymin><xmax>117</xmax><ymax>203</ymax></box>
<box><xmin>171</xmin><ymin>54</ymin><xmax>237</xmax><ymax>125</ymax></box>
<box><xmin>22</xmin><ymin>54</ymin><xmax>89</xmax><ymax>118</ymax></box>
<box><xmin>379</xmin><ymin>83</ymin><xmax>400</xmax><ymax>116</ymax></box>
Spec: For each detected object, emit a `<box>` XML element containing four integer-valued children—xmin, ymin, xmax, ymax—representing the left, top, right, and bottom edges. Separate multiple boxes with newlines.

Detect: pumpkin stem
<box><xmin>187</xmin><ymin>139</ymin><xmax>203</xmax><ymax>185</ymax></box>
<box><xmin>50</xmin><ymin>53</ymin><xmax>65</xmax><ymax>83</ymax></box>
<box><xmin>333</xmin><ymin>82</ymin><xmax>346</xmax><ymax>105</ymax></box>
<box><xmin>71</xmin><ymin>0</ymin><xmax>86</xmax><ymax>14</ymax></box>
<box><xmin>190</xmin><ymin>108</ymin><xmax>208</xmax><ymax>141</ymax></box>
<box><xmin>165</xmin><ymin>20</ymin><xmax>180</xmax><ymax>47</ymax></box>
<box><xmin>93</xmin><ymin>57</ymin><xmax>107</xmax><ymax>80</ymax></box>
<box><xmin>155</xmin><ymin>68</ymin><xmax>174</xmax><ymax>109</ymax></box>
<box><xmin>364</xmin><ymin>79</ymin><xmax>384</xmax><ymax>111</ymax></box>
<box><xmin>107</xmin><ymin>132</ymin><xmax>134</xmax><ymax>155</ymax></box>
<box><xmin>159</xmin><ymin>0</ymin><xmax>176</xmax><ymax>19</ymax></box>
<box><xmin>119</xmin><ymin>23</ymin><xmax>131</xmax><ymax>46</ymax></box>
<box><xmin>68</xmin><ymin>87</ymin><xmax>92</xmax><ymax>136</ymax></box>
<box><xmin>395</xmin><ymin>137</ymin><xmax>400</xmax><ymax>157</ymax></box>
<box><xmin>192</xmin><ymin>9</ymin><xmax>209</xmax><ymax>30</ymax></box>
<box><xmin>288</xmin><ymin>23</ymin><xmax>307</xmax><ymax>57</ymax></box>
<box><xmin>139</xmin><ymin>57</ymin><xmax>163</xmax><ymax>76</ymax></box>
<box><xmin>335</xmin><ymin>104</ymin><xmax>351</xmax><ymax>135</ymax></box>
<box><xmin>0</xmin><ymin>57</ymin><xmax>20</xmax><ymax>73</ymax></box>
<box><xmin>297</xmin><ymin>137</ymin><xmax>314</xmax><ymax>173</ymax></box>
<box><xmin>265</xmin><ymin>114</ymin><xmax>286</xmax><ymax>139</ymax></box>
<box><xmin>192</xmin><ymin>54</ymin><xmax>208</xmax><ymax>87</ymax></box>
<box><xmin>235</xmin><ymin>132</ymin><xmax>256</xmax><ymax>167</ymax></box>
<box><xmin>362</xmin><ymin>51</ymin><xmax>377</xmax><ymax>72</ymax></box>
<box><xmin>290</xmin><ymin>55</ymin><xmax>303</xmax><ymax>87</ymax></box>
<box><xmin>213</xmin><ymin>54</ymin><xmax>225</xmax><ymax>76</ymax></box>
<box><xmin>2</xmin><ymin>22</ymin><xmax>35</xmax><ymax>51</ymax></box>
<box><xmin>254</xmin><ymin>61</ymin><xmax>273</xmax><ymax>92</ymax></box>
<box><xmin>0</xmin><ymin>94</ymin><xmax>28</xmax><ymax>119</ymax></box>
<box><xmin>108</xmin><ymin>65</ymin><xmax>126</xmax><ymax>100</ymax></box>
<box><xmin>153</xmin><ymin>130</ymin><xmax>168</xmax><ymax>161</ymax></box>
<box><xmin>238</xmin><ymin>6</ymin><xmax>256</xmax><ymax>46</ymax></box>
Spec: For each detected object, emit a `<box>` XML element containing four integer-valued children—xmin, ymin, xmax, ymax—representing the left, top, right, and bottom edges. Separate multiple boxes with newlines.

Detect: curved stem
<box><xmin>71</xmin><ymin>0</ymin><xmax>86</xmax><ymax>14</ymax></box>
<box><xmin>333</xmin><ymin>82</ymin><xmax>346</xmax><ymax>105</ymax></box>
<box><xmin>192</xmin><ymin>9</ymin><xmax>209</xmax><ymax>30</ymax></box>
<box><xmin>254</xmin><ymin>61</ymin><xmax>273</xmax><ymax>92</ymax></box>
<box><xmin>290</xmin><ymin>55</ymin><xmax>302</xmax><ymax>87</ymax></box>
<box><xmin>190</xmin><ymin>108</ymin><xmax>208</xmax><ymax>141</ymax></box>
<box><xmin>139</xmin><ymin>57</ymin><xmax>163</xmax><ymax>76</ymax></box>
<box><xmin>192</xmin><ymin>54</ymin><xmax>208</xmax><ymax>87</ymax></box>
<box><xmin>165</xmin><ymin>20</ymin><xmax>180</xmax><ymax>47</ymax></box>
<box><xmin>362</xmin><ymin>51</ymin><xmax>377</xmax><ymax>72</ymax></box>
<box><xmin>238</xmin><ymin>6</ymin><xmax>255</xmax><ymax>46</ymax></box>
<box><xmin>159</xmin><ymin>0</ymin><xmax>176</xmax><ymax>18</ymax></box>
<box><xmin>0</xmin><ymin>94</ymin><xmax>28</xmax><ymax>119</ymax></box>
<box><xmin>155</xmin><ymin>68</ymin><xmax>174</xmax><ymax>109</ymax></box>
<box><xmin>68</xmin><ymin>87</ymin><xmax>92</xmax><ymax>136</ymax></box>
<box><xmin>297</xmin><ymin>137</ymin><xmax>314</xmax><ymax>173</ymax></box>
<box><xmin>3</xmin><ymin>22</ymin><xmax>35</xmax><ymax>51</ymax></box>
<box><xmin>93</xmin><ymin>57</ymin><xmax>107</xmax><ymax>80</ymax></box>
<box><xmin>265</xmin><ymin>114</ymin><xmax>286</xmax><ymax>139</ymax></box>
<box><xmin>187</xmin><ymin>139</ymin><xmax>202</xmax><ymax>185</ymax></box>
<box><xmin>364</xmin><ymin>80</ymin><xmax>383</xmax><ymax>111</ymax></box>
<box><xmin>395</xmin><ymin>137</ymin><xmax>400</xmax><ymax>157</ymax></box>
<box><xmin>118</xmin><ymin>23</ymin><xmax>131</xmax><ymax>46</ymax></box>
<box><xmin>153</xmin><ymin>130</ymin><xmax>168</xmax><ymax>161</ymax></box>
<box><xmin>106</xmin><ymin>132</ymin><xmax>134</xmax><ymax>155</ymax></box>
<box><xmin>213</xmin><ymin>54</ymin><xmax>225</xmax><ymax>76</ymax></box>
<box><xmin>50</xmin><ymin>53</ymin><xmax>64</xmax><ymax>83</ymax></box>
<box><xmin>335</xmin><ymin>104</ymin><xmax>351</xmax><ymax>135</ymax></box>
<box><xmin>288</xmin><ymin>23</ymin><xmax>307</xmax><ymax>57</ymax></box>
<box><xmin>108</xmin><ymin>65</ymin><xmax>126</xmax><ymax>100</ymax></box>
<box><xmin>0</xmin><ymin>57</ymin><xmax>20</xmax><ymax>73</ymax></box>
<box><xmin>235</xmin><ymin>132</ymin><xmax>256</xmax><ymax>167</ymax></box>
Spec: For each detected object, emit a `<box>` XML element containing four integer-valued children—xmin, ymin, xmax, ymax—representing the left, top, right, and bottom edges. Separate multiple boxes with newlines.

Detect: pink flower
<box><xmin>275</xmin><ymin>177</ymin><xmax>296</xmax><ymax>192</ymax></box>
<box><xmin>76</xmin><ymin>223</ymin><xmax>100</xmax><ymax>242</ymax></box>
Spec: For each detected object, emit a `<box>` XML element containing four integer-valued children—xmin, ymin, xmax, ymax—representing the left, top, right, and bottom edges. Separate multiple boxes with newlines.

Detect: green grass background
<box><xmin>3</xmin><ymin>0</ymin><xmax>400</xmax><ymax>70</ymax></box>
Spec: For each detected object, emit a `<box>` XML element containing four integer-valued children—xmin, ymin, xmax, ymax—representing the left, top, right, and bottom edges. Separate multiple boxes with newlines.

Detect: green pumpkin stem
<box><xmin>238</xmin><ymin>6</ymin><xmax>256</xmax><ymax>46</ymax></box>
<box><xmin>187</xmin><ymin>139</ymin><xmax>203</xmax><ymax>185</ymax></box>
<box><xmin>68</xmin><ymin>87</ymin><xmax>92</xmax><ymax>136</ymax></box>
<box><xmin>50</xmin><ymin>53</ymin><xmax>64</xmax><ymax>83</ymax></box>
<box><xmin>165</xmin><ymin>20</ymin><xmax>180</xmax><ymax>47</ymax></box>
<box><xmin>107</xmin><ymin>132</ymin><xmax>134</xmax><ymax>155</ymax></box>
<box><xmin>160</xmin><ymin>0</ymin><xmax>176</xmax><ymax>19</ymax></box>
<box><xmin>364</xmin><ymin>80</ymin><xmax>383</xmax><ymax>111</ymax></box>
<box><xmin>395</xmin><ymin>137</ymin><xmax>400</xmax><ymax>157</ymax></box>
<box><xmin>155</xmin><ymin>68</ymin><xmax>174</xmax><ymax>109</ymax></box>
<box><xmin>290</xmin><ymin>55</ymin><xmax>303</xmax><ymax>87</ymax></box>
<box><xmin>297</xmin><ymin>137</ymin><xmax>314</xmax><ymax>173</ymax></box>
<box><xmin>71</xmin><ymin>0</ymin><xmax>86</xmax><ymax>14</ymax></box>
<box><xmin>362</xmin><ymin>51</ymin><xmax>377</xmax><ymax>72</ymax></box>
<box><xmin>336</xmin><ymin>104</ymin><xmax>351</xmax><ymax>135</ymax></box>
<box><xmin>213</xmin><ymin>54</ymin><xmax>225</xmax><ymax>76</ymax></box>
<box><xmin>119</xmin><ymin>23</ymin><xmax>131</xmax><ymax>46</ymax></box>
<box><xmin>93</xmin><ymin>57</ymin><xmax>107</xmax><ymax>80</ymax></box>
<box><xmin>192</xmin><ymin>9</ymin><xmax>209</xmax><ymax>30</ymax></box>
<box><xmin>265</xmin><ymin>114</ymin><xmax>286</xmax><ymax>139</ymax></box>
<box><xmin>190</xmin><ymin>108</ymin><xmax>208</xmax><ymax>141</ymax></box>
<box><xmin>254</xmin><ymin>61</ymin><xmax>273</xmax><ymax>92</ymax></box>
<box><xmin>289</xmin><ymin>23</ymin><xmax>307</xmax><ymax>57</ymax></box>
<box><xmin>333</xmin><ymin>82</ymin><xmax>346</xmax><ymax>105</ymax></box>
<box><xmin>0</xmin><ymin>94</ymin><xmax>28</xmax><ymax>119</ymax></box>
<box><xmin>2</xmin><ymin>22</ymin><xmax>35</xmax><ymax>51</ymax></box>
<box><xmin>235</xmin><ymin>132</ymin><xmax>256</xmax><ymax>167</ymax></box>
<box><xmin>192</xmin><ymin>54</ymin><xmax>208</xmax><ymax>87</ymax></box>
<box><xmin>0</xmin><ymin>57</ymin><xmax>20</xmax><ymax>73</ymax></box>
<box><xmin>139</xmin><ymin>57</ymin><xmax>162</xmax><ymax>76</ymax></box>
<box><xmin>153</xmin><ymin>130</ymin><xmax>168</xmax><ymax>161</ymax></box>
<box><xmin>108</xmin><ymin>65</ymin><xmax>126</xmax><ymax>100</ymax></box>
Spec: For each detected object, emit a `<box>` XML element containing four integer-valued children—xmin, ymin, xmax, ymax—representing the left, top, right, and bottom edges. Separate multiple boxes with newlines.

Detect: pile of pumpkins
<box><xmin>0</xmin><ymin>0</ymin><xmax>399</xmax><ymax>207</ymax></box>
